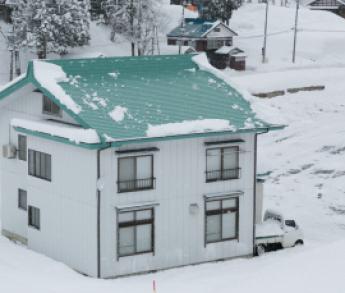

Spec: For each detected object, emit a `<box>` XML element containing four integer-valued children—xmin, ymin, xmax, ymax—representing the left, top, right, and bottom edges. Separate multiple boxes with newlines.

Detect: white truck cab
<box><xmin>255</xmin><ymin>209</ymin><xmax>304</xmax><ymax>255</ymax></box>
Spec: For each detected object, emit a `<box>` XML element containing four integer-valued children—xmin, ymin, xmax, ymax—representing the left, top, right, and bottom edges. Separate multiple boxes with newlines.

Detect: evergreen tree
<box><xmin>12</xmin><ymin>0</ymin><xmax>90</xmax><ymax>59</ymax></box>
<box><xmin>203</xmin><ymin>0</ymin><xmax>240</xmax><ymax>25</ymax></box>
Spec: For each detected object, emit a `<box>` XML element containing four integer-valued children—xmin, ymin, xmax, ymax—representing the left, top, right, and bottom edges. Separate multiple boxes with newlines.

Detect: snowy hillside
<box><xmin>1</xmin><ymin>1</ymin><xmax>345</xmax><ymax>292</ymax></box>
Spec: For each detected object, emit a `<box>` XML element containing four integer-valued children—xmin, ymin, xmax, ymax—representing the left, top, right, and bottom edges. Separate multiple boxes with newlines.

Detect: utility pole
<box><xmin>262</xmin><ymin>0</ymin><xmax>269</xmax><ymax>63</ymax></box>
<box><xmin>292</xmin><ymin>0</ymin><xmax>300</xmax><ymax>63</ymax></box>
<box><xmin>178</xmin><ymin>1</ymin><xmax>186</xmax><ymax>55</ymax></box>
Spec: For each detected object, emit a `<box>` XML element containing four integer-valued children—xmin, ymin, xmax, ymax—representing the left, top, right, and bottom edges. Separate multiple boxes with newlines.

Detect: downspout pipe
<box><xmin>253</xmin><ymin>128</ymin><xmax>269</xmax><ymax>256</ymax></box>
<box><xmin>97</xmin><ymin>143</ymin><xmax>111</xmax><ymax>279</ymax></box>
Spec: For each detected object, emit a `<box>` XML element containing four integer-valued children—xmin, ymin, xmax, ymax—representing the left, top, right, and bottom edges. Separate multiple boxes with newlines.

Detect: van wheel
<box><xmin>294</xmin><ymin>240</ymin><xmax>304</xmax><ymax>246</ymax></box>
<box><xmin>256</xmin><ymin>244</ymin><xmax>266</xmax><ymax>256</ymax></box>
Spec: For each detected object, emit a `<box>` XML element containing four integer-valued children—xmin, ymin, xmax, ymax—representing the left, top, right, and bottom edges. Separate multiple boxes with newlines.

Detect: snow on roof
<box><xmin>256</xmin><ymin>220</ymin><xmax>284</xmax><ymax>238</ymax></box>
<box><xmin>0</xmin><ymin>73</ymin><xmax>26</xmax><ymax>93</ymax></box>
<box><xmin>192</xmin><ymin>53</ymin><xmax>283</xmax><ymax>126</ymax></box>
<box><xmin>109</xmin><ymin>106</ymin><xmax>128</xmax><ymax>122</ymax></box>
<box><xmin>33</xmin><ymin>60</ymin><xmax>82</xmax><ymax>114</ymax></box>
<box><xmin>146</xmin><ymin>119</ymin><xmax>236</xmax><ymax>138</ymax></box>
<box><xmin>11</xmin><ymin>118</ymin><xmax>100</xmax><ymax>144</ymax></box>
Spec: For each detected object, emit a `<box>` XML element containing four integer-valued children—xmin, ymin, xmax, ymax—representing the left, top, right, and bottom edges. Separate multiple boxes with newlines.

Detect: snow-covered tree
<box><xmin>202</xmin><ymin>0</ymin><xmax>240</xmax><ymax>25</ymax></box>
<box><xmin>12</xmin><ymin>0</ymin><xmax>90</xmax><ymax>59</ymax></box>
<box><xmin>102</xmin><ymin>0</ymin><xmax>164</xmax><ymax>56</ymax></box>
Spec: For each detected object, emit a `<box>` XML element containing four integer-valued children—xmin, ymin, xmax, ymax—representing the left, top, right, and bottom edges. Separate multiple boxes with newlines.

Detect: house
<box><xmin>211</xmin><ymin>46</ymin><xmax>247</xmax><ymax>71</ymax></box>
<box><xmin>167</xmin><ymin>18</ymin><xmax>238</xmax><ymax>52</ymax></box>
<box><xmin>307</xmin><ymin>0</ymin><xmax>345</xmax><ymax>16</ymax></box>
<box><xmin>0</xmin><ymin>54</ymin><xmax>280</xmax><ymax>278</ymax></box>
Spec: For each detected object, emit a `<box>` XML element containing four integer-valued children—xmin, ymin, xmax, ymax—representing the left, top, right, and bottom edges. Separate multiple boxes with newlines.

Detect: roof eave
<box><xmin>110</xmin><ymin>125</ymin><xmax>285</xmax><ymax>148</ymax></box>
<box><xmin>14</xmin><ymin>126</ymin><xmax>108</xmax><ymax>150</ymax></box>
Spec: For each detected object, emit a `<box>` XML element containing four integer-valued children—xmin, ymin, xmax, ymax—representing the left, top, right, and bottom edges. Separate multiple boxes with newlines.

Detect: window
<box><xmin>28</xmin><ymin>206</ymin><xmax>40</xmax><ymax>230</ymax></box>
<box><xmin>214</xmin><ymin>27</ymin><xmax>221</xmax><ymax>32</ymax></box>
<box><xmin>117</xmin><ymin>155</ymin><xmax>154</xmax><ymax>193</ymax></box>
<box><xmin>205</xmin><ymin>197</ymin><xmax>239</xmax><ymax>244</ymax></box>
<box><xmin>118</xmin><ymin>209</ymin><xmax>154</xmax><ymax>257</ymax></box>
<box><xmin>18</xmin><ymin>135</ymin><xmax>27</xmax><ymax>161</ymax></box>
<box><xmin>42</xmin><ymin>95</ymin><xmax>61</xmax><ymax>116</ymax></box>
<box><xmin>18</xmin><ymin>189</ymin><xmax>27</xmax><ymax>211</ymax></box>
<box><xmin>28</xmin><ymin>149</ymin><xmax>52</xmax><ymax>181</ymax></box>
<box><xmin>206</xmin><ymin>146</ymin><xmax>240</xmax><ymax>182</ymax></box>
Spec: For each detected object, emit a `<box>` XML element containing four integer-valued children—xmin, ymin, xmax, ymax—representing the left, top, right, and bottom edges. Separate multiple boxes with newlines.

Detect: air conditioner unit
<box><xmin>2</xmin><ymin>144</ymin><xmax>17</xmax><ymax>159</ymax></box>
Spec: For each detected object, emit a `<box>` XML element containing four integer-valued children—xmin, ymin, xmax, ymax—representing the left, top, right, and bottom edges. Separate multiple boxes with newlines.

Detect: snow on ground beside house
<box><xmin>231</xmin><ymin>3</ymin><xmax>345</xmax><ymax>71</ymax></box>
<box><xmin>11</xmin><ymin>118</ymin><xmax>100</xmax><ymax>144</ymax></box>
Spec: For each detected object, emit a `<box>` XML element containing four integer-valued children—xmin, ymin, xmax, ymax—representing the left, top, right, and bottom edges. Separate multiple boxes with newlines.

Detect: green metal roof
<box><xmin>167</xmin><ymin>18</ymin><xmax>238</xmax><ymax>39</ymax></box>
<box><xmin>1</xmin><ymin>54</ymin><xmax>280</xmax><ymax>148</ymax></box>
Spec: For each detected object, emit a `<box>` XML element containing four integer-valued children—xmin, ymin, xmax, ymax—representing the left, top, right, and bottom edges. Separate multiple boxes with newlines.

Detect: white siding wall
<box><xmin>0</xmin><ymin>86</ymin><xmax>97</xmax><ymax>277</ymax></box>
<box><xmin>100</xmin><ymin>133</ymin><xmax>256</xmax><ymax>278</ymax></box>
<box><xmin>207</xmin><ymin>24</ymin><xmax>236</xmax><ymax>38</ymax></box>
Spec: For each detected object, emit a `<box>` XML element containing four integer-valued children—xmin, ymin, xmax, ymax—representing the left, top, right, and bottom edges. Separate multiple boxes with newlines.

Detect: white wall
<box><xmin>100</xmin><ymin>133</ymin><xmax>256</xmax><ymax>278</ymax></box>
<box><xmin>207</xmin><ymin>23</ymin><xmax>237</xmax><ymax>39</ymax></box>
<box><xmin>0</xmin><ymin>85</ymin><xmax>98</xmax><ymax>277</ymax></box>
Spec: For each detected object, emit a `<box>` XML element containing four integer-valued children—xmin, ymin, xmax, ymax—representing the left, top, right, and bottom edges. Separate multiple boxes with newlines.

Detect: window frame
<box><xmin>28</xmin><ymin>206</ymin><xmax>40</xmax><ymax>230</ymax></box>
<box><xmin>204</xmin><ymin>197</ymin><xmax>239</xmax><ymax>246</ymax></box>
<box><xmin>116</xmin><ymin>208</ymin><xmax>155</xmax><ymax>259</ymax></box>
<box><xmin>205</xmin><ymin>146</ymin><xmax>240</xmax><ymax>182</ymax></box>
<box><xmin>18</xmin><ymin>189</ymin><xmax>27</xmax><ymax>211</ymax></box>
<box><xmin>42</xmin><ymin>95</ymin><xmax>62</xmax><ymax>117</ymax></box>
<box><xmin>117</xmin><ymin>154</ymin><xmax>155</xmax><ymax>193</ymax></box>
<box><xmin>28</xmin><ymin>149</ymin><xmax>52</xmax><ymax>182</ymax></box>
<box><xmin>18</xmin><ymin>134</ymin><xmax>27</xmax><ymax>161</ymax></box>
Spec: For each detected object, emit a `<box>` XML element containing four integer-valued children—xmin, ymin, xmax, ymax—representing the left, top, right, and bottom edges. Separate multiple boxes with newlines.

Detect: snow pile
<box><xmin>33</xmin><ymin>60</ymin><xmax>82</xmax><ymax>114</ymax></box>
<box><xmin>146</xmin><ymin>119</ymin><xmax>235</xmax><ymax>137</ymax></box>
<box><xmin>11</xmin><ymin>118</ymin><xmax>100</xmax><ymax>144</ymax></box>
<box><xmin>109</xmin><ymin>106</ymin><xmax>128</xmax><ymax>122</ymax></box>
<box><xmin>192</xmin><ymin>53</ymin><xmax>285</xmax><ymax>125</ymax></box>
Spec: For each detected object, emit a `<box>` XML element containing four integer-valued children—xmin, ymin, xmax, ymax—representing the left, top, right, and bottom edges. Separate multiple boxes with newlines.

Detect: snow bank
<box><xmin>11</xmin><ymin>118</ymin><xmax>100</xmax><ymax>144</ymax></box>
<box><xmin>109</xmin><ymin>106</ymin><xmax>128</xmax><ymax>122</ymax></box>
<box><xmin>33</xmin><ymin>60</ymin><xmax>82</xmax><ymax>114</ymax></box>
<box><xmin>146</xmin><ymin>119</ymin><xmax>235</xmax><ymax>137</ymax></box>
<box><xmin>192</xmin><ymin>53</ymin><xmax>286</xmax><ymax>126</ymax></box>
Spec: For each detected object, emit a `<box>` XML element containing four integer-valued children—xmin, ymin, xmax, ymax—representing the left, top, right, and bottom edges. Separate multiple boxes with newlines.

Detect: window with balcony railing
<box><xmin>117</xmin><ymin>155</ymin><xmax>155</xmax><ymax>193</ymax></box>
<box><xmin>206</xmin><ymin>146</ymin><xmax>240</xmax><ymax>182</ymax></box>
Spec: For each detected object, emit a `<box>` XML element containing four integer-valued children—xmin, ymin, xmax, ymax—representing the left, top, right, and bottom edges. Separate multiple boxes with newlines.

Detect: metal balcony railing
<box><xmin>117</xmin><ymin>177</ymin><xmax>156</xmax><ymax>193</ymax></box>
<box><xmin>206</xmin><ymin>168</ymin><xmax>241</xmax><ymax>182</ymax></box>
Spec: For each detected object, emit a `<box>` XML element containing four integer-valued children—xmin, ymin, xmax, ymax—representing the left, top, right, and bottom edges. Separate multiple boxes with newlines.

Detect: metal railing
<box><xmin>117</xmin><ymin>177</ymin><xmax>156</xmax><ymax>193</ymax></box>
<box><xmin>206</xmin><ymin>168</ymin><xmax>241</xmax><ymax>182</ymax></box>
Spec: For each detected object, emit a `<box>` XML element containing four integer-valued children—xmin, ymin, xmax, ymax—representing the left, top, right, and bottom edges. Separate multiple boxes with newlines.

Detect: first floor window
<box><xmin>205</xmin><ymin>197</ymin><xmax>239</xmax><ymax>244</ymax></box>
<box><xmin>118</xmin><ymin>155</ymin><xmax>154</xmax><ymax>193</ymax></box>
<box><xmin>28</xmin><ymin>150</ymin><xmax>52</xmax><ymax>181</ymax></box>
<box><xmin>18</xmin><ymin>135</ymin><xmax>27</xmax><ymax>161</ymax></box>
<box><xmin>18</xmin><ymin>189</ymin><xmax>27</xmax><ymax>211</ymax></box>
<box><xmin>28</xmin><ymin>206</ymin><xmax>40</xmax><ymax>230</ymax></box>
<box><xmin>206</xmin><ymin>146</ymin><xmax>240</xmax><ymax>182</ymax></box>
<box><xmin>118</xmin><ymin>209</ymin><xmax>154</xmax><ymax>257</ymax></box>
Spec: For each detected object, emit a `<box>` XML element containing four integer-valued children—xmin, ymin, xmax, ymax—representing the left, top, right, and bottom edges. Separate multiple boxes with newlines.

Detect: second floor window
<box><xmin>28</xmin><ymin>150</ymin><xmax>52</xmax><ymax>181</ymax></box>
<box><xmin>18</xmin><ymin>134</ymin><xmax>27</xmax><ymax>161</ymax></box>
<box><xmin>206</xmin><ymin>146</ymin><xmax>240</xmax><ymax>182</ymax></box>
<box><xmin>117</xmin><ymin>155</ymin><xmax>154</xmax><ymax>193</ymax></box>
<box><xmin>42</xmin><ymin>95</ymin><xmax>61</xmax><ymax>116</ymax></box>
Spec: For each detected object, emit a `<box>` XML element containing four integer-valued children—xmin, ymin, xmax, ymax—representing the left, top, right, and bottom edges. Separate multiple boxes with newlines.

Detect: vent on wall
<box><xmin>2</xmin><ymin>144</ymin><xmax>17</xmax><ymax>159</ymax></box>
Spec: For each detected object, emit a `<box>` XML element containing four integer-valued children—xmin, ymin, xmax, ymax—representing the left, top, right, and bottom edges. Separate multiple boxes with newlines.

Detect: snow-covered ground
<box><xmin>1</xmin><ymin>1</ymin><xmax>345</xmax><ymax>292</ymax></box>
